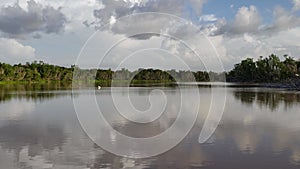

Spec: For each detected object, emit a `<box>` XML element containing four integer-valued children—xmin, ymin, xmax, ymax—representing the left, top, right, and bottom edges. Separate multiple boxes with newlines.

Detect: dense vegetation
<box><xmin>227</xmin><ymin>54</ymin><xmax>300</xmax><ymax>83</ymax></box>
<box><xmin>0</xmin><ymin>61</ymin><xmax>224</xmax><ymax>83</ymax></box>
<box><xmin>0</xmin><ymin>54</ymin><xmax>299</xmax><ymax>85</ymax></box>
<box><xmin>0</xmin><ymin>61</ymin><xmax>73</xmax><ymax>82</ymax></box>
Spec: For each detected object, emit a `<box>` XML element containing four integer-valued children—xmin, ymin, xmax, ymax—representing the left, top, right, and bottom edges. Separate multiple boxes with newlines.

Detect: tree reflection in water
<box><xmin>0</xmin><ymin>86</ymin><xmax>300</xmax><ymax>168</ymax></box>
<box><xmin>234</xmin><ymin>89</ymin><xmax>300</xmax><ymax>111</ymax></box>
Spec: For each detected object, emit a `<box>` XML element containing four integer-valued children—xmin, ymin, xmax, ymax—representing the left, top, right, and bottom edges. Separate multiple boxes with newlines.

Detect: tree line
<box><xmin>0</xmin><ymin>61</ymin><xmax>73</xmax><ymax>82</ymax></box>
<box><xmin>0</xmin><ymin>54</ymin><xmax>299</xmax><ymax>83</ymax></box>
<box><xmin>0</xmin><ymin>61</ymin><xmax>224</xmax><ymax>83</ymax></box>
<box><xmin>227</xmin><ymin>54</ymin><xmax>300</xmax><ymax>83</ymax></box>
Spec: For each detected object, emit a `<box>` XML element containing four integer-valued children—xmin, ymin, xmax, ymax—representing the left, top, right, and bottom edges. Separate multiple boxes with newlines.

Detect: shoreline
<box><xmin>0</xmin><ymin>80</ymin><xmax>299</xmax><ymax>90</ymax></box>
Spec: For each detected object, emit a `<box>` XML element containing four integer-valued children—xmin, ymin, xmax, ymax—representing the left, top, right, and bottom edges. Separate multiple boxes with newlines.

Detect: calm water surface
<box><xmin>0</xmin><ymin>84</ymin><xmax>300</xmax><ymax>169</ymax></box>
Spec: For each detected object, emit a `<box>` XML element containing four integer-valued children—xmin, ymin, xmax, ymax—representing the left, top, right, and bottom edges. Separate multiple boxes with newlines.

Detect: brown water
<box><xmin>0</xmin><ymin>84</ymin><xmax>300</xmax><ymax>169</ymax></box>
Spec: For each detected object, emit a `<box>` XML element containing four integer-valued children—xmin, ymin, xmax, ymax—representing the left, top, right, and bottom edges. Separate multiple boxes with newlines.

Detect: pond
<box><xmin>0</xmin><ymin>83</ymin><xmax>300</xmax><ymax>169</ymax></box>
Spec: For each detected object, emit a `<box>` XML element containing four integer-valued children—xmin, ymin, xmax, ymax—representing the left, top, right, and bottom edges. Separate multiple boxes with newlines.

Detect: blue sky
<box><xmin>203</xmin><ymin>0</ymin><xmax>293</xmax><ymax>18</ymax></box>
<box><xmin>202</xmin><ymin>0</ymin><xmax>299</xmax><ymax>24</ymax></box>
<box><xmin>0</xmin><ymin>0</ymin><xmax>300</xmax><ymax>70</ymax></box>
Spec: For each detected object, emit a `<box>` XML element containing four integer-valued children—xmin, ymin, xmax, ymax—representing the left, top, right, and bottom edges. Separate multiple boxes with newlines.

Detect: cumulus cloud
<box><xmin>231</xmin><ymin>6</ymin><xmax>262</xmax><ymax>34</ymax></box>
<box><xmin>0</xmin><ymin>0</ymin><xmax>299</xmax><ymax>70</ymax></box>
<box><xmin>104</xmin><ymin>13</ymin><xmax>201</xmax><ymax>41</ymax></box>
<box><xmin>263</xmin><ymin>6</ymin><xmax>300</xmax><ymax>33</ymax></box>
<box><xmin>0</xmin><ymin>38</ymin><xmax>36</xmax><ymax>62</ymax></box>
<box><xmin>93</xmin><ymin>0</ymin><xmax>205</xmax><ymax>23</ymax></box>
<box><xmin>208</xmin><ymin>6</ymin><xmax>262</xmax><ymax>36</ymax></box>
<box><xmin>109</xmin><ymin>13</ymin><xmax>173</xmax><ymax>39</ymax></box>
<box><xmin>80</xmin><ymin>2</ymin><xmax>300</xmax><ymax>70</ymax></box>
<box><xmin>87</xmin><ymin>0</ymin><xmax>206</xmax><ymax>39</ymax></box>
<box><xmin>218</xmin><ymin>27</ymin><xmax>300</xmax><ymax>70</ymax></box>
<box><xmin>199</xmin><ymin>14</ymin><xmax>218</xmax><ymax>22</ymax></box>
<box><xmin>206</xmin><ymin>5</ymin><xmax>300</xmax><ymax>38</ymax></box>
<box><xmin>0</xmin><ymin>0</ymin><xmax>67</xmax><ymax>38</ymax></box>
<box><xmin>292</xmin><ymin>0</ymin><xmax>300</xmax><ymax>11</ymax></box>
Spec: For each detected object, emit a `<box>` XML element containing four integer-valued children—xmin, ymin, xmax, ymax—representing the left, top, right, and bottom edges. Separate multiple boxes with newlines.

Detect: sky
<box><xmin>0</xmin><ymin>0</ymin><xmax>300</xmax><ymax>71</ymax></box>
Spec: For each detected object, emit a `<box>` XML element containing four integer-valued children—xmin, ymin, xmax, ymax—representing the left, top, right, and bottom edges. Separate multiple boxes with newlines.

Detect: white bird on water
<box><xmin>98</xmin><ymin>86</ymin><xmax>101</xmax><ymax>90</ymax></box>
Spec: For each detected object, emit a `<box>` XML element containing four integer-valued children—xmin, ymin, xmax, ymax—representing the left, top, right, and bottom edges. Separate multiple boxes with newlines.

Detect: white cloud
<box><xmin>0</xmin><ymin>38</ymin><xmax>36</xmax><ymax>63</ymax></box>
<box><xmin>0</xmin><ymin>1</ymin><xmax>299</xmax><ymax>71</ymax></box>
<box><xmin>292</xmin><ymin>0</ymin><xmax>300</xmax><ymax>11</ymax></box>
<box><xmin>205</xmin><ymin>5</ymin><xmax>262</xmax><ymax>36</ymax></box>
<box><xmin>0</xmin><ymin>0</ymin><xmax>104</xmax><ymax>34</ymax></box>
<box><xmin>243</xmin><ymin>33</ymin><xmax>255</xmax><ymax>43</ymax></box>
<box><xmin>0</xmin><ymin>0</ymin><xmax>15</xmax><ymax>7</ymax></box>
<box><xmin>90</xmin><ymin>0</ymin><xmax>207</xmax><ymax>39</ymax></box>
<box><xmin>267</xmin><ymin>6</ymin><xmax>300</xmax><ymax>32</ymax></box>
<box><xmin>211</xmin><ymin>5</ymin><xmax>300</xmax><ymax>37</ymax></box>
<box><xmin>223</xmin><ymin>35</ymin><xmax>272</xmax><ymax>64</ymax></box>
<box><xmin>219</xmin><ymin>27</ymin><xmax>300</xmax><ymax>70</ymax></box>
<box><xmin>231</xmin><ymin>5</ymin><xmax>262</xmax><ymax>34</ymax></box>
<box><xmin>45</xmin><ymin>1</ymin><xmax>300</xmax><ymax>71</ymax></box>
<box><xmin>0</xmin><ymin>0</ymin><xmax>67</xmax><ymax>38</ymax></box>
<box><xmin>189</xmin><ymin>0</ymin><xmax>207</xmax><ymax>16</ymax></box>
<box><xmin>199</xmin><ymin>14</ymin><xmax>218</xmax><ymax>22</ymax></box>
